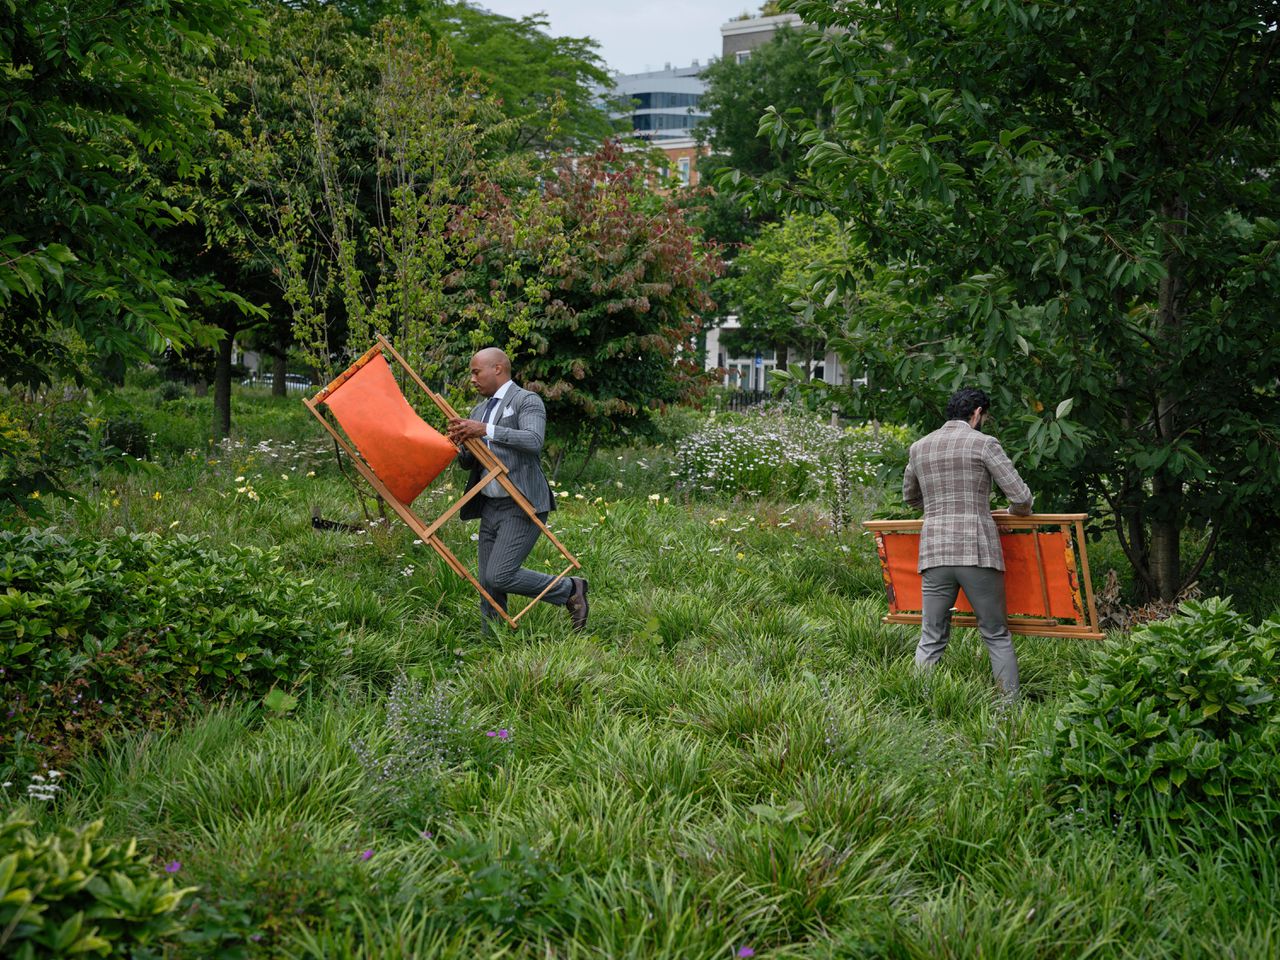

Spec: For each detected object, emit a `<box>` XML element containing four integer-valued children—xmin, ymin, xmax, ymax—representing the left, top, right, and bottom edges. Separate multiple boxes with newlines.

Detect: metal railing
<box><xmin>717</xmin><ymin>389</ymin><xmax>772</xmax><ymax>412</ymax></box>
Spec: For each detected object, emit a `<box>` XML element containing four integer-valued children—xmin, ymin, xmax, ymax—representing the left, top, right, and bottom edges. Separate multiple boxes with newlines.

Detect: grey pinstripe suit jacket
<box><xmin>456</xmin><ymin>383</ymin><xmax>555</xmax><ymax>520</ymax></box>
<box><xmin>903</xmin><ymin>420</ymin><xmax>1033</xmax><ymax>572</ymax></box>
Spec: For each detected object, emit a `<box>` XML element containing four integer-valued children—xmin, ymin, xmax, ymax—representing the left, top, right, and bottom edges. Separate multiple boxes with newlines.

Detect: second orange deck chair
<box><xmin>863</xmin><ymin>514</ymin><xmax>1103</xmax><ymax>639</ymax></box>
<box><xmin>304</xmin><ymin>335</ymin><xmax>580</xmax><ymax>627</ymax></box>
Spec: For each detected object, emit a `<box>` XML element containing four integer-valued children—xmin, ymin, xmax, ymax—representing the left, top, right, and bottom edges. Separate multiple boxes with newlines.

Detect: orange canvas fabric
<box><xmin>877</xmin><ymin>530</ymin><xmax>1082</xmax><ymax>620</ymax></box>
<box><xmin>322</xmin><ymin>354</ymin><xmax>456</xmax><ymax>505</ymax></box>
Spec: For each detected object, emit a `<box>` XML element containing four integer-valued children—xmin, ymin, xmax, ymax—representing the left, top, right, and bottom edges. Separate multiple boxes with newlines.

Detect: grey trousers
<box><xmin>916</xmin><ymin>565</ymin><xmax>1020</xmax><ymax>697</ymax></box>
<box><xmin>477</xmin><ymin>497</ymin><xmax>572</xmax><ymax>622</ymax></box>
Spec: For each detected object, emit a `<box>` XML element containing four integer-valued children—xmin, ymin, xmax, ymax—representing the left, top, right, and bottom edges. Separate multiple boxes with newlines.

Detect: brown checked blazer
<box><xmin>903</xmin><ymin>420</ymin><xmax>1033</xmax><ymax>572</ymax></box>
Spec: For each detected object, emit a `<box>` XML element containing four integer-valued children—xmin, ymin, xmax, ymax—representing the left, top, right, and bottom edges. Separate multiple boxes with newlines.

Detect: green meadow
<box><xmin>3</xmin><ymin>388</ymin><xmax>1277</xmax><ymax>959</ymax></box>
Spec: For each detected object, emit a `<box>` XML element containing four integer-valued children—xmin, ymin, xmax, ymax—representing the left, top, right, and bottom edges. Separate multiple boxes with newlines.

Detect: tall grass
<box><xmin>9</xmin><ymin>387</ymin><xmax>1279</xmax><ymax>958</ymax></box>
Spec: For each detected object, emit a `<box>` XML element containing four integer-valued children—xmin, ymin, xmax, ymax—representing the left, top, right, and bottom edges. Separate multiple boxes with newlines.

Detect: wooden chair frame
<box><xmin>862</xmin><ymin>513</ymin><xmax>1103</xmax><ymax>640</ymax></box>
<box><xmin>304</xmin><ymin>334</ymin><xmax>580</xmax><ymax>627</ymax></box>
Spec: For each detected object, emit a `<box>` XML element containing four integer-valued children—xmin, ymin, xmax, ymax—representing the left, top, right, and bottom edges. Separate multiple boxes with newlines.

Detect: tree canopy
<box><xmin>763</xmin><ymin>0</ymin><xmax>1280</xmax><ymax>600</ymax></box>
<box><xmin>319</xmin><ymin>0</ymin><xmax>619</xmax><ymax>149</ymax></box>
<box><xmin>690</xmin><ymin>25</ymin><xmax>832</xmax><ymax>370</ymax></box>
<box><xmin>0</xmin><ymin>0</ymin><xmax>264</xmax><ymax>388</ymax></box>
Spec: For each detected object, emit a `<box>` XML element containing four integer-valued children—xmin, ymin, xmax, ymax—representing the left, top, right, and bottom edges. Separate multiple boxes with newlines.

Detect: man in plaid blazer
<box><xmin>902</xmin><ymin>387</ymin><xmax>1033</xmax><ymax>697</ymax></box>
<box><xmin>447</xmin><ymin>348</ymin><xmax>589</xmax><ymax>631</ymax></box>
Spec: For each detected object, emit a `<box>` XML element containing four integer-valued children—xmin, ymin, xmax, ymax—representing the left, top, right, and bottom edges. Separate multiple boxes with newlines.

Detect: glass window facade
<box><xmin>628</xmin><ymin>91</ymin><xmax>702</xmax><ymax>110</ymax></box>
<box><xmin>632</xmin><ymin>113</ymin><xmax>700</xmax><ymax>132</ymax></box>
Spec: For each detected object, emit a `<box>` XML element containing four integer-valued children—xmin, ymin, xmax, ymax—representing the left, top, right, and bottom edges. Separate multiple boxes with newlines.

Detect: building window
<box><xmin>632</xmin><ymin>113</ymin><xmax>701</xmax><ymax>132</ymax></box>
<box><xmin>736</xmin><ymin>51</ymin><xmax>751</xmax><ymax>63</ymax></box>
<box><xmin>677</xmin><ymin>157</ymin><xmax>691</xmax><ymax>186</ymax></box>
<box><xmin>629</xmin><ymin>91</ymin><xmax>702</xmax><ymax>110</ymax></box>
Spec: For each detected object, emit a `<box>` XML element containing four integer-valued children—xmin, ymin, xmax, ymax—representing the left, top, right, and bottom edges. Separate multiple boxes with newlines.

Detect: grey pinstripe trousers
<box><xmin>477</xmin><ymin>497</ymin><xmax>572</xmax><ymax>622</ymax></box>
<box><xmin>915</xmin><ymin>565</ymin><xmax>1020</xmax><ymax>697</ymax></box>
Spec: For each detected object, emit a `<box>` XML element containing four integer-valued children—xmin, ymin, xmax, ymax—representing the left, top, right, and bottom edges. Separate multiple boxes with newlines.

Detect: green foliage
<box><xmin>420</xmin><ymin>2</ymin><xmax>621</xmax><ymax>152</ymax></box>
<box><xmin>697</xmin><ymin>25</ymin><xmax>825</xmax><ymax>185</ymax></box>
<box><xmin>350</xmin><ymin>674</ymin><xmax>480</xmax><ymax>832</ymax></box>
<box><xmin>225</xmin><ymin>7</ymin><xmax>521</xmax><ymax>384</ymax></box>
<box><xmin>716</xmin><ymin>212</ymin><xmax>865</xmax><ymax>364</ymax></box>
<box><xmin>21</xmin><ymin>427</ymin><xmax>1280</xmax><ymax>954</ymax></box>
<box><xmin>766</xmin><ymin>0</ymin><xmax>1280</xmax><ymax>602</ymax></box>
<box><xmin>1045</xmin><ymin>598</ymin><xmax>1280</xmax><ymax>830</ymax></box>
<box><xmin>0</xmin><ymin>528</ymin><xmax>342</xmax><ymax>770</ymax></box>
<box><xmin>102</xmin><ymin>417</ymin><xmax>150</xmax><ymax>462</ymax></box>
<box><xmin>0</xmin><ymin>388</ymin><xmax>159</xmax><ymax>523</ymax></box>
<box><xmin>0</xmin><ymin>401</ymin><xmax>55</xmax><ymax>523</ymax></box>
<box><xmin>329</xmin><ymin>1</ymin><xmax>619</xmax><ymax>150</ymax></box>
<box><xmin>0</xmin><ymin>816</ymin><xmax>194</xmax><ymax>959</ymax></box>
<box><xmin>691</xmin><ymin>24</ymin><xmax>827</xmax><ymax>251</ymax></box>
<box><xmin>477</xmin><ymin>143</ymin><xmax>725</xmax><ymax>452</ymax></box>
<box><xmin>0</xmin><ymin>0</ymin><xmax>265</xmax><ymax>389</ymax></box>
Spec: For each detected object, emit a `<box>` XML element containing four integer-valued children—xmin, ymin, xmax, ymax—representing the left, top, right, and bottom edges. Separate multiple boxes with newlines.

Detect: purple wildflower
<box><xmin>737</xmin><ymin>948</ymin><xmax>755</xmax><ymax>958</ymax></box>
<box><xmin>164</xmin><ymin>861</ymin><xmax>181</xmax><ymax>873</ymax></box>
<box><xmin>360</xmin><ymin>849</ymin><xmax>374</xmax><ymax>861</ymax></box>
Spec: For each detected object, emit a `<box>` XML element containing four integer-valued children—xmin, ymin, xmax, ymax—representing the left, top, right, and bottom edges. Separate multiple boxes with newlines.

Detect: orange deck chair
<box><xmin>304</xmin><ymin>334</ymin><xmax>580</xmax><ymax>627</ymax></box>
<box><xmin>863</xmin><ymin>514</ymin><xmax>1103</xmax><ymax>639</ymax></box>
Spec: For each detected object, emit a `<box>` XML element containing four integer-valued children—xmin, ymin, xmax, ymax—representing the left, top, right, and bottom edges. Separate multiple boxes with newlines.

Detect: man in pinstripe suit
<box><xmin>903</xmin><ymin>387</ymin><xmax>1033</xmax><ymax>698</ymax></box>
<box><xmin>447</xmin><ymin>348</ymin><xmax>588</xmax><ymax>631</ymax></box>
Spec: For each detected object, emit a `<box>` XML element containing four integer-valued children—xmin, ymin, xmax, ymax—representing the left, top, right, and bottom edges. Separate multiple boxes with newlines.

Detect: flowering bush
<box><xmin>350</xmin><ymin>674</ymin><xmax>478</xmax><ymax>831</ymax></box>
<box><xmin>675</xmin><ymin>406</ymin><xmax>912</xmax><ymax>510</ymax></box>
<box><xmin>0</xmin><ymin>527</ymin><xmax>343</xmax><ymax>773</ymax></box>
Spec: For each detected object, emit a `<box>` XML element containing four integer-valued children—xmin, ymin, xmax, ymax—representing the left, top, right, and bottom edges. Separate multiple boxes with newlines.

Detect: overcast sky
<box><xmin>475</xmin><ymin>1</ymin><xmax>764</xmax><ymax>75</ymax></box>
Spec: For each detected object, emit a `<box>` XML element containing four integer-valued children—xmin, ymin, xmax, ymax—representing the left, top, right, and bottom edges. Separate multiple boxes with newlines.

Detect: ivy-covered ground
<box><xmin>3</xmin><ymin>388</ymin><xmax>1277</xmax><ymax>958</ymax></box>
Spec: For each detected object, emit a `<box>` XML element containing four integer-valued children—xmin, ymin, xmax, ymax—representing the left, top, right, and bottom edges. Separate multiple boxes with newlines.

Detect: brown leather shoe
<box><xmin>565</xmin><ymin>576</ymin><xmax>589</xmax><ymax>631</ymax></box>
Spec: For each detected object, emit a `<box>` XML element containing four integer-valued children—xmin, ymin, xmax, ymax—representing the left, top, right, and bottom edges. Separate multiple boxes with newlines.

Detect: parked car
<box><xmin>240</xmin><ymin>373</ymin><xmax>313</xmax><ymax>392</ymax></box>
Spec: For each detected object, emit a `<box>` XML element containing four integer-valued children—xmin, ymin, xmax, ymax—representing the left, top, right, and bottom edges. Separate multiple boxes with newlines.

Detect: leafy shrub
<box><xmin>1</xmin><ymin>528</ymin><xmax>343</xmax><ymax>771</ymax></box>
<box><xmin>675</xmin><ymin>406</ymin><xmax>912</xmax><ymax>505</ymax></box>
<box><xmin>648</xmin><ymin>403</ymin><xmax>710</xmax><ymax>445</ymax></box>
<box><xmin>103</xmin><ymin>415</ymin><xmax>150</xmax><ymax>459</ymax></box>
<box><xmin>1044</xmin><ymin>597</ymin><xmax>1280</xmax><ymax>830</ymax></box>
<box><xmin>0</xmin><ymin>405</ymin><xmax>53</xmax><ymax>521</ymax></box>
<box><xmin>0</xmin><ymin>816</ymin><xmax>194</xmax><ymax>959</ymax></box>
<box><xmin>0</xmin><ymin>390</ymin><xmax>88</xmax><ymax>520</ymax></box>
<box><xmin>156</xmin><ymin>381</ymin><xmax>187</xmax><ymax>404</ymax></box>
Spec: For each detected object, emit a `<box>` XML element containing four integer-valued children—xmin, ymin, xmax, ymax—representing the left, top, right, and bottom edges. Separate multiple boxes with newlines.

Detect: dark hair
<box><xmin>945</xmin><ymin>387</ymin><xmax>990</xmax><ymax>422</ymax></box>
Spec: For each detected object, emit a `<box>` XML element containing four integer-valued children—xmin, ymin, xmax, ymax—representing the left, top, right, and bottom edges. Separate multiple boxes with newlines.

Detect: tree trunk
<box><xmin>1151</xmin><ymin>195</ymin><xmax>1188</xmax><ymax>600</ymax></box>
<box><xmin>572</xmin><ymin>421</ymin><xmax>604</xmax><ymax>482</ymax></box>
<box><xmin>1149</xmin><ymin>472</ymin><xmax>1182</xmax><ymax>601</ymax></box>
<box><xmin>213</xmin><ymin>330</ymin><xmax>233</xmax><ymax>440</ymax></box>
<box><xmin>271</xmin><ymin>348</ymin><xmax>287</xmax><ymax>397</ymax></box>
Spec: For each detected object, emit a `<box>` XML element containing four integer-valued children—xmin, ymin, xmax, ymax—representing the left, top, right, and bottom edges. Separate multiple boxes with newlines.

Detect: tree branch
<box><xmin>1181</xmin><ymin>521</ymin><xmax>1221</xmax><ymax>591</ymax></box>
<box><xmin>1100</xmin><ymin>483</ymin><xmax>1159</xmax><ymax>596</ymax></box>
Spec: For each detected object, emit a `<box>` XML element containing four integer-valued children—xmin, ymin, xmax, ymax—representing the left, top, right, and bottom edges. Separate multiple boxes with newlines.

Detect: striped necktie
<box><xmin>480</xmin><ymin>396</ymin><xmax>499</xmax><ymax>445</ymax></box>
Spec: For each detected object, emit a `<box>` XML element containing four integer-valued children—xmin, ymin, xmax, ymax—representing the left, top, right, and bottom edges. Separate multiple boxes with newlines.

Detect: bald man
<box><xmin>447</xmin><ymin>348</ymin><xmax>589</xmax><ymax>630</ymax></box>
